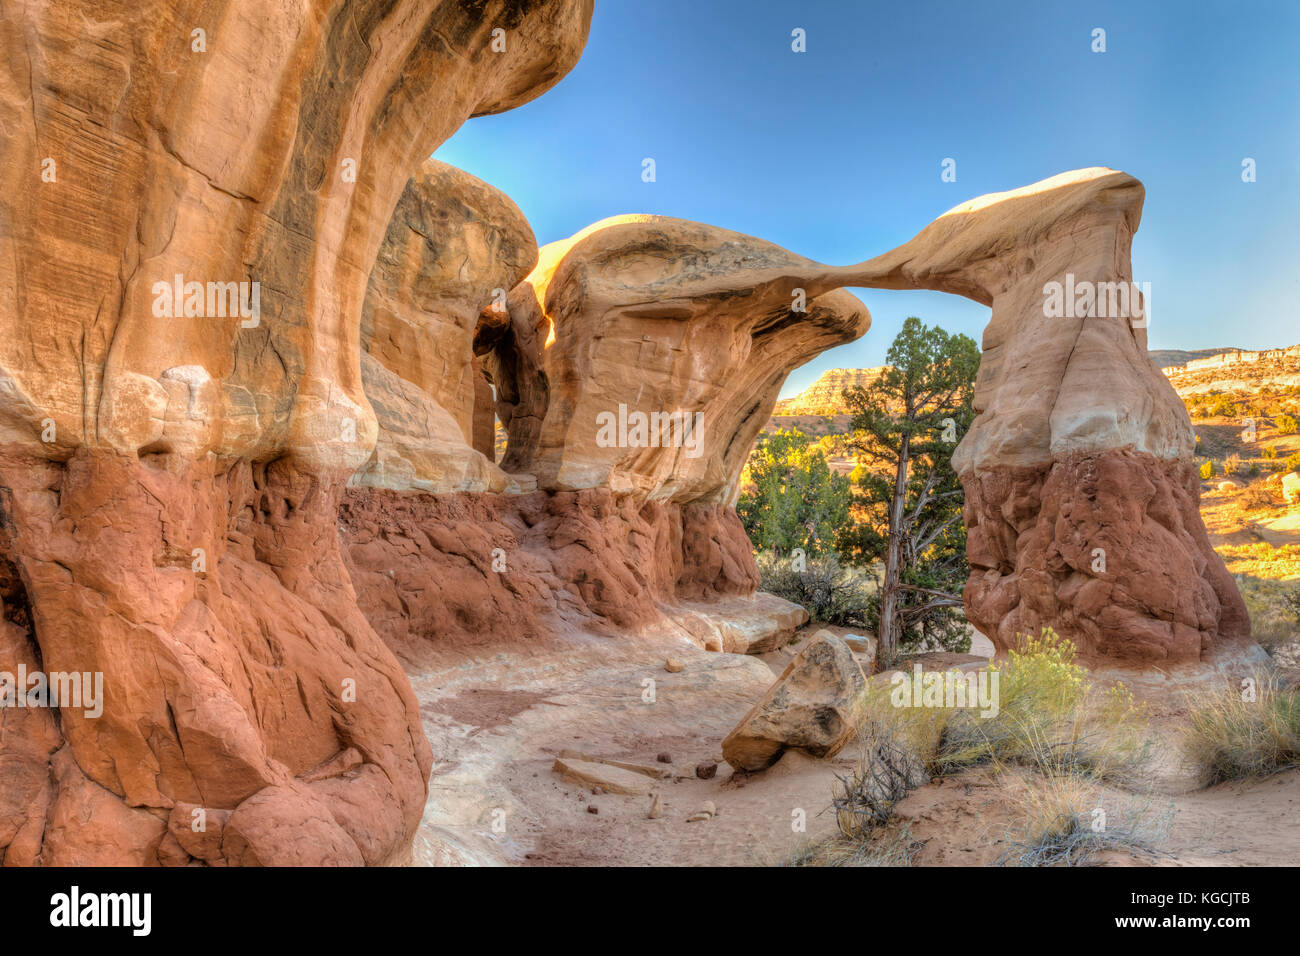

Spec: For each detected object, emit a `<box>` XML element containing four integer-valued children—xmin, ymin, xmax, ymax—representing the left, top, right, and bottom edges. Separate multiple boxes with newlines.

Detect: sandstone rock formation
<box><xmin>339</xmin><ymin>486</ymin><xmax>767</xmax><ymax>666</ymax></box>
<box><xmin>0</xmin><ymin>0</ymin><xmax>594</xmax><ymax>867</ymax></box>
<box><xmin>355</xmin><ymin>159</ymin><xmax>538</xmax><ymax>495</ymax></box>
<box><xmin>341</xmin><ymin>215</ymin><xmax>865</xmax><ymax>664</ymax></box>
<box><xmin>491</xmin><ymin>215</ymin><xmax>872</xmax><ymax>501</ymax></box>
<box><xmin>722</xmin><ymin>631</ymin><xmax>866</xmax><ymax>771</ymax></box>
<box><xmin>0</xmin><ymin>0</ymin><xmax>1257</xmax><ymax>871</ymax></box>
<box><xmin>822</xmin><ymin>169</ymin><xmax>1252</xmax><ymax>667</ymax></box>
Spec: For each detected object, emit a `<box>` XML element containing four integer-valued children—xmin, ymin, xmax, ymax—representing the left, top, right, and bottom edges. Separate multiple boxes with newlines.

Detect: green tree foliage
<box><xmin>737</xmin><ymin>429</ymin><xmax>851</xmax><ymax>557</ymax></box>
<box><xmin>839</xmin><ymin>317</ymin><xmax>980</xmax><ymax>659</ymax></box>
<box><xmin>1277</xmin><ymin>414</ymin><xmax>1298</xmax><ymax>436</ymax></box>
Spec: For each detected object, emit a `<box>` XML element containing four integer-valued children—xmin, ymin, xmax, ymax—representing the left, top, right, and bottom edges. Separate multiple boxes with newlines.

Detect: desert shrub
<box><xmin>1285</xmin><ymin>589</ymin><xmax>1300</xmax><ymax>625</ymax></box>
<box><xmin>929</xmin><ymin>630</ymin><xmax>1150</xmax><ymax>781</ymax></box>
<box><xmin>784</xmin><ymin>715</ymin><xmax>931</xmax><ymax>867</ymax></box>
<box><xmin>756</xmin><ymin>551</ymin><xmax>874</xmax><ymax>627</ymax></box>
<box><xmin>1286</xmin><ymin>452</ymin><xmax>1300</xmax><ymax>474</ymax></box>
<box><xmin>738</xmin><ymin>429</ymin><xmax>851</xmax><ymax>557</ymax></box>
<box><xmin>1239</xmin><ymin>485</ymin><xmax>1276</xmax><ymax>511</ymax></box>
<box><xmin>995</xmin><ymin>776</ymin><xmax>1172</xmax><ymax>867</ymax></box>
<box><xmin>1263</xmin><ymin>444</ymin><xmax>1279</xmax><ymax>460</ymax></box>
<box><xmin>1184</xmin><ymin>676</ymin><xmax>1300</xmax><ymax>783</ymax></box>
<box><xmin>1220</xmin><ymin>553</ymin><xmax>1300</xmax><ymax>649</ymax></box>
<box><xmin>1209</xmin><ymin>394</ymin><xmax>1237</xmax><ymax>417</ymax></box>
<box><xmin>1224</xmin><ymin>453</ymin><xmax>1242</xmax><ymax>475</ymax></box>
<box><xmin>1199</xmin><ymin>460</ymin><xmax>1215</xmax><ymax>480</ymax></box>
<box><xmin>830</xmin><ymin>720</ymin><xmax>928</xmax><ymax>841</ymax></box>
<box><xmin>856</xmin><ymin>629</ymin><xmax>1149</xmax><ymax>783</ymax></box>
<box><xmin>1277</xmin><ymin>414</ymin><xmax>1299</xmax><ymax>436</ymax></box>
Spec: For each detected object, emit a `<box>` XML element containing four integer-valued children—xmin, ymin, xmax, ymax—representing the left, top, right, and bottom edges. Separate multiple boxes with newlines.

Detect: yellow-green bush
<box><xmin>858</xmin><ymin>628</ymin><xmax>1149</xmax><ymax>783</ymax></box>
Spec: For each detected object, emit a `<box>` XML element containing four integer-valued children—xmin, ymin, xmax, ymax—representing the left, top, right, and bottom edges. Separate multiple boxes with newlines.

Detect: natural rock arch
<box><xmin>0</xmin><ymin>0</ymin><xmax>1256</xmax><ymax>869</ymax></box>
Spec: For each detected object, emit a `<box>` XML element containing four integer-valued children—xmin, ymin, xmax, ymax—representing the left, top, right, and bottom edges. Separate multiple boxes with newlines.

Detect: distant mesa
<box><xmin>773</xmin><ymin>367</ymin><xmax>885</xmax><ymax>416</ymax></box>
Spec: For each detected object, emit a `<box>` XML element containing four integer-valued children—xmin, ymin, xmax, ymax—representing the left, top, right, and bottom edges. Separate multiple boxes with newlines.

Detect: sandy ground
<box><xmin>408</xmin><ymin>626</ymin><xmax>861</xmax><ymax>866</ymax></box>
<box><xmin>404</xmin><ymin>613</ymin><xmax>1300</xmax><ymax>867</ymax></box>
<box><xmin>883</xmin><ymin>764</ymin><xmax>1300</xmax><ymax>867</ymax></box>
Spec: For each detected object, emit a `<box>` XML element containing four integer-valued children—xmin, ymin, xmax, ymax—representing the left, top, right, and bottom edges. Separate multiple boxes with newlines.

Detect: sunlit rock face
<box><xmin>342</xmin><ymin>216</ymin><xmax>870</xmax><ymax>667</ymax></box>
<box><xmin>492</xmin><ymin>215</ymin><xmax>872</xmax><ymax>502</ymax></box>
<box><xmin>0</xmin><ymin>0</ymin><xmax>1256</xmax><ymax>875</ymax></box>
<box><xmin>0</xmin><ymin>0</ymin><xmax>594</xmax><ymax>867</ymax></box>
<box><xmin>829</xmin><ymin>168</ymin><xmax>1254</xmax><ymax>667</ymax></box>
<box><xmin>354</xmin><ymin>159</ymin><xmax>537</xmax><ymax>495</ymax></box>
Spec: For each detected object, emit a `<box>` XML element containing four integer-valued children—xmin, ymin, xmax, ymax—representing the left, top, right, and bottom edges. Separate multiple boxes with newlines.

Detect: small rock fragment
<box><xmin>695</xmin><ymin>760</ymin><xmax>717</xmax><ymax>780</ymax></box>
<box><xmin>656</xmin><ymin>752</ymin><xmax>672</xmax><ymax>764</ymax></box>
<box><xmin>648</xmin><ymin>794</ymin><xmax>663</xmax><ymax>819</ymax></box>
<box><xmin>665</xmin><ymin>659</ymin><xmax>685</xmax><ymax>673</ymax></box>
<box><xmin>553</xmin><ymin>756</ymin><xmax>656</xmax><ymax>795</ymax></box>
<box><xmin>587</xmin><ymin>805</ymin><xmax>599</xmax><ymax>815</ymax></box>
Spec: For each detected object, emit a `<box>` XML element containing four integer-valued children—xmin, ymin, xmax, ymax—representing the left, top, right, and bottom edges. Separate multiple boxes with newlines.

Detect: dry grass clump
<box><xmin>785</xmin><ymin>825</ymin><xmax>924</xmax><ymax>867</ymax></box>
<box><xmin>995</xmin><ymin>774</ymin><xmax>1172</xmax><ymax>867</ymax></box>
<box><xmin>1184</xmin><ymin>674</ymin><xmax>1300</xmax><ymax>783</ymax></box>
<box><xmin>900</xmin><ymin>629</ymin><xmax>1151</xmax><ymax>783</ymax></box>
<box><xmin>829</xmin><ymin>719</ymin><xmax>928</xmax><ymax>842</ymax></box>
<box><xmin>1219</xmin><ymin>565</ymin><xmax>1300</xmax><ymax>652</ymax></box>
<box><xmin>793</xmin><ymin>629</ymin><xmax>1160</xmax><ymax>866</ymax></box>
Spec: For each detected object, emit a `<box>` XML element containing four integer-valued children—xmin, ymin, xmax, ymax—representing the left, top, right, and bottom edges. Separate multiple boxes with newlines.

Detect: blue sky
<box><xmin>437</xmin><ymin>0</ymin><xmax>1300</xmax><ymax>398</ymax></box>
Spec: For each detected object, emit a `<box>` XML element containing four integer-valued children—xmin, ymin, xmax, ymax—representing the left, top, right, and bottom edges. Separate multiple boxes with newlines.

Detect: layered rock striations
<box><xmin>0</xmin><ymin>0</ymin><xmax>594</xmax><ymax>867</ymax></box>
<box><xmin>494</xmin><ymin>215</ymin><xmax>872</xmax><ymax>501</ymax></box>
<box><xmin>355</xmin><ymin>159</ymin><xmax>537</xmax><ymax>495</ymax></box>
<box><xmin>342</xmin><ymin>215</ymin><xmax>872</xmax><ymax>665</ymax></box>
<box><xmin>773</xmin><ymin>368</ymin><xmax>885</xmax><ymax>416</ymax></box>
<box><xmin>0</xmin><ymin>0</ymin><xmax>1255</xmax><ymax>869</ymax></box>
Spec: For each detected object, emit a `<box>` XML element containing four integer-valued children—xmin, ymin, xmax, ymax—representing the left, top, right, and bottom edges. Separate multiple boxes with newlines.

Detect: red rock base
<box><xmin>0</xmin><ymin>448</ymin><xmax>430</xmax><ymax>866</ymax></box>
<box><xmin>339</xmin><ymin>487</ymin><xmax>759</xmax><ymax>667</ymax></box>
<box><xmin>962</xmin><ymin>448</ymin><xmax>1253</xmax><ymax>666</ymax></box>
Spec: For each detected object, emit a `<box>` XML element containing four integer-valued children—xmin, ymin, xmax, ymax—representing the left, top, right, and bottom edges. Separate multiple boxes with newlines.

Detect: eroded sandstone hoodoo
<box><xmin>0</xmin><ymin>0</ymin><xmax>594</xmax><ymax>866</ymax></box>
<box><xmin>341</xmin><ymin>215</ymin><xmax>873</xmax><ymax>664</ymax></box>
<box><xmin>495</xmin><ymin>215</ymin><xmax>871</xmax><ymax>502</ymax></box>
<box><xmin>0</xmin><ymin>0</ymin><xmax>1256</xmax><ymax>870</ymax></box>
<box><xmin>830</xmin><ymin>169</ymin><xmax>1254</xmax><ymax>666</ymax></box>
<box><xmin>355</xmin><ymin>158</ymin><xmax>538</xmax><ymax>495</ymax></box>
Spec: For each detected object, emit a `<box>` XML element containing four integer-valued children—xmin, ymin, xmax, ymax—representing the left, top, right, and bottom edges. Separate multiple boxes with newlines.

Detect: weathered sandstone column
<box><xmin>0</xmin><ymin>0</ymin><xmax>593</xmax><ymax>866</ymax></box>
<box><xmin>829</xmin><ymin>168</ymin><xmax>1253</xmax><ymax>666</ymax></box>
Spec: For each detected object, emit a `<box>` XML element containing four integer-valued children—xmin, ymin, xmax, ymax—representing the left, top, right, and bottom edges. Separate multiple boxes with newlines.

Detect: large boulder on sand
<box><xmin>722</xmin><ymin>631</ymin><xmax>867</xmax><ymax>771</ymax></box>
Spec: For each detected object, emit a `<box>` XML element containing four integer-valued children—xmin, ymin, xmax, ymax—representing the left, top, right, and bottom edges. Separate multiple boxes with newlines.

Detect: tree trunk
<box><xmin>878</xmin><ymin>432</ymin><xmax>910</xmax><ymax>661</ymax></box>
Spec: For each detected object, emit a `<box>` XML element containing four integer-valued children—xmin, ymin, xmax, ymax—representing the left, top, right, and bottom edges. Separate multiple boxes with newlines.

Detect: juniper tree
<box><xmin>839</xmin><ymin>317</ymin><xmax>980</xmax><ymax>661</ymax></box>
